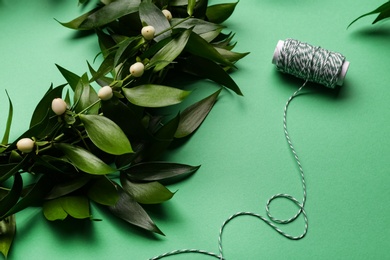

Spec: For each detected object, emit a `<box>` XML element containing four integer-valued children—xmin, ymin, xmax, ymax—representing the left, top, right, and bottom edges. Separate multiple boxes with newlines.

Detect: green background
<box><xmin>1</xmin><ymin>0</ymin><xmax>390</xmax><ymax>259</ymax></box>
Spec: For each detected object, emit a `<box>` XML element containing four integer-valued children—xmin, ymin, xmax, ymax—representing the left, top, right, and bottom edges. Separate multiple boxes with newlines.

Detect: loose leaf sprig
<box><xmin>0</xmin><ymin>0</ymin><xmax>248</xmax><ymax>257</ymax></box>
<box><xmin>348</xmin><ymin>1</ymin><xmax>390</xmax><ymax>27</ymax></box>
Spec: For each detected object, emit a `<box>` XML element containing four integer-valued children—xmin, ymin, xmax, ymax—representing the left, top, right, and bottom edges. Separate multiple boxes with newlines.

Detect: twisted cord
<box><xmin>150</xmin><ymin>84</ymin><xmax>308</xmax><ymax>260</ymax></box>
<box><xmin>266</xmin><ymin>82</ymin><xmax>307</xmax><ymax>226</ymax></box>
<box><xmin>150</xmin><ymin>39</ymin><xmax>346</xmax><ymax>259</ymax></box>
<box><xmin>150</xmin><ymin>249</ymin><xmax>222</xmax><ymax>260</ymax></box>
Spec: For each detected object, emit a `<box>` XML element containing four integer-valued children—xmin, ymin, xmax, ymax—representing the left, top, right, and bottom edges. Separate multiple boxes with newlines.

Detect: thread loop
<box><xmin>150</xmin><ymin>85</ymin><xmax>308</xmax><ymax>260</ymax></box>
<box><xmin>150</xmin><ymin>38</ymin><xmax>349</xmax><ymax>259</ymax></box>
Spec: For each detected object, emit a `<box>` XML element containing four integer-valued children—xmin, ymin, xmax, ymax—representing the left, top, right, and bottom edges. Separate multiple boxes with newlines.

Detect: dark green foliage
<box><xmin>0</xmin><ymin>0</ymin><xmax>248</xmax><ymax>256</ymax></box>
<box><xmin>349</xmin><ymin>1</ymin><xmax>390</xmax><ymax>27</ymax></box>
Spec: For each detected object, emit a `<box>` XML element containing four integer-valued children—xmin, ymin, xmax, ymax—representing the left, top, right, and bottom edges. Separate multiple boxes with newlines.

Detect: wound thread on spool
<box><xmin>272</xmin><ymin>38</ymin><xmax>350</xmax><ymax>88</ymax></box>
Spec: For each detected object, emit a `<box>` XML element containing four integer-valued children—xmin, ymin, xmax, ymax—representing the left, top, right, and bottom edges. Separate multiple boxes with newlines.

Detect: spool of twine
<box><xmin>272</xmin><ymin>38</ymin><xmax>349</xmax><ymax>88</ymax></box>
<box><xmin>150</xmin><ymin>39</ymin><xmax>350</xmax><ymax>260</ymax></box>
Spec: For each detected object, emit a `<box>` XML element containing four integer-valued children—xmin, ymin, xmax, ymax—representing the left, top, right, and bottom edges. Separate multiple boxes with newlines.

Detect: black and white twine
<box><xmin>276</xmin><ymin>38</ymin><xmax>346</xmax><ymax>88</ymax></box>
<box><xmin>150</xmin><ymin>38</ymin><xmax>348</xmax><ymax>259</ymax></box>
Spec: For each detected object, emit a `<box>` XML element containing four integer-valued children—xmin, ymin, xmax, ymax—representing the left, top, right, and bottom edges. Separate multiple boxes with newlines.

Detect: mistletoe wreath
<box><xmin>0</xmin><ymin>0</ymin><xmax>248</xmax><ymax>257</ymax></box>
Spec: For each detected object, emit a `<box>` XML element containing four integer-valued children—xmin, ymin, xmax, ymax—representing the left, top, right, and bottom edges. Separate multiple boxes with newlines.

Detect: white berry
<box><xmin>141</xmin><ymin>25</ymin><xmax>155</xmax><ymax>40</ymax></box>
<box><xmin>98</xmin><ymin>86</ymin><xmax>113</xmax><ymax>100</ymax></box>
<box><xmin>51</xmin><ymin>98</ymin><xmax>68</xmax><ymax>116</ymax></box>
<box><xmin>162</xmin><ymin>9</ymin><xmax>172</xmax><ymax>21</ymax></box>
<box><xmin>129</xmin><ymin>62</ymin><xmax>145</xmax><ymax>77</ymax></box>
<box><xmin>16</xmin><ymin>138</ymin><xmax>35</xmax><ymax>153</ymax></box>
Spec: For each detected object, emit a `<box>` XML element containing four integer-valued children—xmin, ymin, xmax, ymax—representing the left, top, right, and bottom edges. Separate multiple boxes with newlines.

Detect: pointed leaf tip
<box><xmin>0</xmin><ymin>215</ymin><xmax>16</xmax><ymax>258</ymax></box>
<box><xmin>79</xmin><ymin>114</ymin><xmax>133</xmax><ymax>155</ymax></box>
<box><xmin>54</xmin><ymin>143</ymin><xmax>116</xmax><ymax>175</ymax></box>
<box><xmin>109</xmin><ymin>189</ymin><xmax>164</xmax><ymax>235</ymax></box>
<box><xmin>175</xmin><ymin>89</ymin><xmax>222</xmax><ymax>138</ymax></box>
<box><xmin>206</xmin><ymin>2</ymin><xmax>239</xmax><ymax>24</ymax></box>
<box><xmin>188</xmin><ymin>0</ymin><xmax>196</xmax><ymax>16</ymax></box>
<box><xmin>1</xmin><ymin>90</ymin><xmax>13</xmax><ymax>145</ymax></box>
<box><xmin>122</xmin><ymin>85</ymin><xmax>190</xmax><ymax>108</ymax></box>
<box><xmin>348</xmin><ymin>1</ymin><xmax>390</xmax><ymax>28</ymax></box>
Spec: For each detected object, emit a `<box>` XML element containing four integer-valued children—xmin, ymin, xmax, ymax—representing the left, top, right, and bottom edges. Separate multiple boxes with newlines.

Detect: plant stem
<box><xmin>36</xmin><ymin>143</ymin><xmax>53</xmax><ymax>154</ymax></box>
<box><xmin>75</xmin><ymin>99</ymin><xmax>101</xmax><ymax>117</ymax></box>
<box><xmin>155</xmin><ymin>16</ymin><xmax>192</xmax><ymax>38</ymax></box>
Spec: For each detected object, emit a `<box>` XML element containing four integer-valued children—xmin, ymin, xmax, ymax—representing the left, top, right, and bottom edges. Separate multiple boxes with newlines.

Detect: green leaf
<box><xmin>78</xmin><ymin>0</ymin><xmax>89</xmax><ymax>5</ymax></box>
<box><xmin>121</xmin><ymin>177</ymin><xmax>174</xmax><ymax>204</ymax></box>
<box><xmin>139</xmin><ymin>35</ymin><xmax>172</xmax><ymax>60</ymax></box>
<box><xmin>54</xmin><ymin>143</ymin><xmax>116</xmax><ymax>175</ymax></box>
<box><xmin>90</xmin><ymin>52</ymin><xmax>116</xmax><ymax>83</ymax></box>
<box><xmin>148</xmin><ymin>28</ymin><xmax>192</xmax><ymax>72</ymax></box>
<box><xmin>64</xmin><ymin>89</ymin><xmax>71</xmax><ymax>106</ymax></box>
<box><xmin>45</xmin><ymin>175</ymin><xmax>92</xmax><ymax>200</ymax></box>
<box><xmin>43</xmin><ymin>198</ymin><xmax>68</xmax><ymax>221</ymax></box>
<box><xmin>156</xmin><ymin>114</ymin><xmax>181</xmax><ymax>140</ymax></box>
<box><xmin>57</xmin><ymin>7</ymin><xmax>98</xmax><ymax>30</ymax></box>
<box><xmin>33</xmin><ymin>155</ymin><xmax>77</xmax><ymax>176</ymax></box>
<box><xmin>122</xmin><ymin>84</ymin><xmax>190</xmax><ymax>107</ymax></box>
<box><xmin>348</xmin><ymin>1</ymin><xmax>390</xmax><ymax>27</ymax></box>
<box><xmin>34</xmin><ymin>114</ymin><xmax>61</xmax><ymax>140</ymax></box>
<box><xmin>170</xmin><ymin>0</ymin><xmax>197</xmax><ymax>6</ymax></box>
<box><xmin>96</xmin><ymin>30</ymin><xmax>117</xmax><ymax>57</ymax></box>
<box><xmin>0</xmin><ymin>163</ymin><xmax>20</xmax><ymax>183</ymax></box>
<box><xmin>179</xmin><ymin>55</ymin><xmax>242</xmax><ymax>95</ymax></box>
<box><xmin>101</xmin><ymin>98</ymin><xmax>149</xmax><ymax>139</ymax></box>
<box><xmin>82</xmin><ymin>0</ymin><xmax>140</xmax><ymax>29</ymax></box>
<box><xmin>56</xmin><ymin>64</ymin><xmax>80</xmax><ymax>91</ymax></box>
<box><xmin>175</xmin><ymin>88</ymin><xmax>221</xmax><ymax>138</ymax></box>
<box><xmin>61</xmin><ymin>196</ymin><xmax>90</xmax><ymax>219</ymax></box>
<box><xmin>171</xmin><ymin>0</ymin><xmax>208</xmax><ymax>17</ymax></box>
<box><xmin>212</xmin><ymin>31</ymin><xmax>235</xmax><ymax>48</ymax></box>
<box><xmin>60</xmin><ymin>0</ymin><xmax>141</xmax><ymax>30</ymax></box>
<box><xmin>101</xmin><ymin>0</ymin><xmax>115</xmax><ymax>4</ymax></box>
<box><xmin>0</xmin><ymin>174</ymin><xmax>23</xmax><ymax>218</ymax></box>
<box><xmin>30</xmin><ymin>84</ymin><xmax>66</xmax><ymax>128</ymax></box>
<box><xmin>113</xmin><ymin>36</ymin><xmax>144</xmax><ymax>68</ymax></box>
<box><xmin>171</xmin><ymin>17</ymin><xmax>223</xmax><ymax>35</ymax></box>
<box><xmin>8</xmin><ymin>151</ymin><xmax>22</xmax><ymax>164</ymax></box>
<box><xmin>0</xmin><ymin>190</ymin><xmax>7</xmax><ymax>201</ymax></box>
<box><xmin>0</xmin><ymin>154</ymin><xmax>30</xmax><ymax>182</ymax></box>
<box><xmin>1</xmin><ymin>91</ymin><xmax>13</xmax><ymax>145</ymax></box>
<box><xmin>1</xmin><ymin>174</ymin><xmax>53</xmax><ymax>219</ymax></box>
<box><xmin>206</xmin><ymin>2</ymin><xmax>238</xmax><ymax>24</ymax></box>
<box><xmin>43</xmin><ymin>196</ymin><xmax>90</xmax><ymax>220</ymax></box>
<box><xmin>185</xmin><ymin>31</ymin><xmax>233</xmax><ymax>67</ymax></box>
<box><xmin>187</xmin><ymin>0</ymin><xmax>196</xmax><ymax>16</ymax></box>
<box><xmin>0</xmin><ymin>215</ymin><xmax>16</xmax><ymax>259</ymax></box>
<box><xmin>87</xmin><ymin>61</ymin><xmax>113</xmax><ymax>87</ymax></box>
<box><xmin>73</xmin><ymin>73</ymin><xmax>99</xmax><ymax>115</ymax></box>
<box><xmin>79</xmin><ymin>114</ymin><xmax>133</xmax><ymax>155</ymax></box>
<box><xmin>4</xmin><ymin>109</ymin><xmax>53</xmax><ymax>153</ymax></box>
<box><xmin>109</xmin><ymin>189</ymin><xmax>164</xmax><ymax>235</ymax></box>
<box><xmin>124</xmin><ymin>162</ymin><xmax>200</xmax><ymax>182</ymax></box>
<box><xmin>143</xmin><ymin>114</ymin><xmax>180</xmax><ymax>161</ymax></box>
<box><xmin>87</xmin><ymin>176</ymin><xmax>119</xmax><ymax>206</ymax></box>
<box><xmin>139</xmin><ymin>1</ymin><xmax>171</xmax><ymax>41</ymax></box>
<box><xmin>199</xmin><ymin>28</ymin><xmax>223</xmax><ymax>42</ymax></box>
<box><xmin>373</xmin><ymin>7</ymin><xmax>390</xmax><ymax>24</ymax></box>
<box><xmin>215</xmin><ymin>47</ymin><xmax>249</xmax><ymax>63</ymax></box>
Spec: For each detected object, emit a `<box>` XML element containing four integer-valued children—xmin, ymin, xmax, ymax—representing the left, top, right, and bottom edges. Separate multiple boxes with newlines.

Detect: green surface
<box><xmin>1</xmin><ymin>0</ymin><xmax>390</xmax><ymax>259</ymax></box>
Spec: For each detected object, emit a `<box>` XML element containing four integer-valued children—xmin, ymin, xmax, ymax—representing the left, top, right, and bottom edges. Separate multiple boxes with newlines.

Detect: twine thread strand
<box><xmin>150</xmin><ymin>86</ymin><xmax>307</xmax><ymax>260</ymax></box>
<box><xmin>150</xmin><ymin>38</ymin><xmax>344</xmax><ymax>260</ymax></box>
